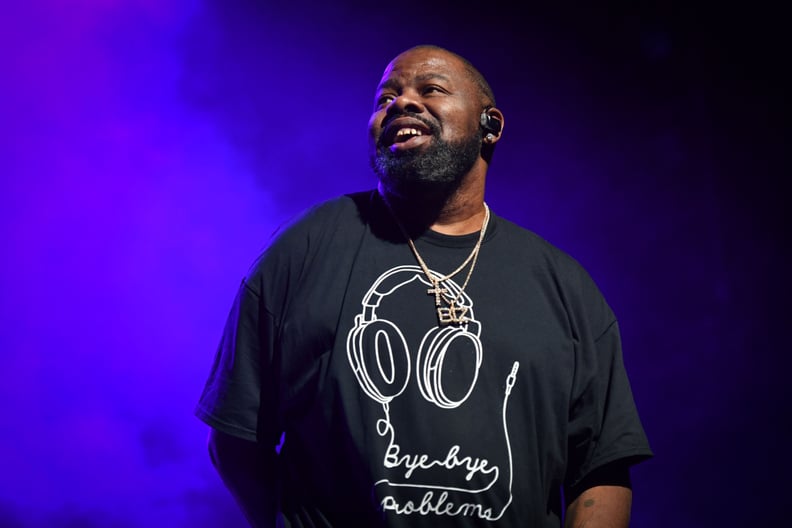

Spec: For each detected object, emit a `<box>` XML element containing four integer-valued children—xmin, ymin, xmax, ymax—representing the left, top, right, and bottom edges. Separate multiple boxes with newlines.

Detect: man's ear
<box><xmin>480</xmin><ymin>107</ymin><xmax>505</xmax><ymax>143</ymax></box>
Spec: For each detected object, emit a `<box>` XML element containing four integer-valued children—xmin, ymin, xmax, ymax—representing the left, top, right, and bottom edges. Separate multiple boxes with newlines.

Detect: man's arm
<box><xmin>564</xmin><ymin>462</ymin><xmax>633</xmax><ymax>528</ymax></box>
<box><xmin>208</xmin><ymin>429</ymin><xmax>278</xmax><ymax>528</ymax></box>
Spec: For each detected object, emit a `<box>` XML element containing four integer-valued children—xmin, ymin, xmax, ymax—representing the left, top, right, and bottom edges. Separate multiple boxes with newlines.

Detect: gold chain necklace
<box><xmin>387</xmin><ymin>202</ymin><xmax>490</xmax><ymax>325</ymax></box>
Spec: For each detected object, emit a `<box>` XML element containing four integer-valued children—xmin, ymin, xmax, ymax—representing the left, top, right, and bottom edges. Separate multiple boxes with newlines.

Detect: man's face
<box><xmin>368</xmin><ymin>48</ymin><xmax>484</xmax><ymax>198</ymax></box>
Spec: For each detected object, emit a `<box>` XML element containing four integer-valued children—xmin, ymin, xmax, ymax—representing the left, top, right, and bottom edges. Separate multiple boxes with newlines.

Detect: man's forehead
<box><xmin>378</xmin><ymin>51</ymin><xmax>467</xmax><ymax>87</ymax></box>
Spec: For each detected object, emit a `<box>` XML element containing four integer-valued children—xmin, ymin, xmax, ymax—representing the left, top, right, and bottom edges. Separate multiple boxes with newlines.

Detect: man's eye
<box><xmin>423</xmin><ymin>85</ymin><xmax>446</xmax><ymax>95</ymax></box>
<box><xmin>376</xmin><ymin>94</ymin><xmax>395</xmax><ymax>107</ymax></box>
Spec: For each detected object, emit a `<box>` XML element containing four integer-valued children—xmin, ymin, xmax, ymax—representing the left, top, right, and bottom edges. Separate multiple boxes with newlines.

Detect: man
<box><xmin>196</xmin><ymin>44</ymin><xmax>653</xmax><ymax>527</ymax></box>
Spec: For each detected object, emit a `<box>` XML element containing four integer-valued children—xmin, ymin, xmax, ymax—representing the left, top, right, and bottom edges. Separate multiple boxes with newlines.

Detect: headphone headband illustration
<box><xmin>347</xmin><ymin>265</ymin><xmax>483</xmax><ymax>408</ymax></box>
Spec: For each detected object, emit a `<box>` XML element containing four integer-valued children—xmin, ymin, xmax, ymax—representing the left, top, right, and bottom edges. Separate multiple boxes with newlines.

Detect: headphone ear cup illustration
<box><xmin>416</xmin><ymin>325</ymin><xmax>483</xmax><ymax>409</ymax></box>
<box><xmin>348</xmin><ymin>318</ymin><xmax>411</xmax><ymax>404</ymax></box>
<box><xmin>347</xmin><ymin>265</ymin><xmax>484</xmax><ymax>408</ymax></box>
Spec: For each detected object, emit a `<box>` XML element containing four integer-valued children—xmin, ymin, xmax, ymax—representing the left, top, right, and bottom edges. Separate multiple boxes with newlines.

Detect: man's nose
<box><xmin>386</xmin><ymin>90</ymin><xmax>424</xmax><ymax>115</ymax></box>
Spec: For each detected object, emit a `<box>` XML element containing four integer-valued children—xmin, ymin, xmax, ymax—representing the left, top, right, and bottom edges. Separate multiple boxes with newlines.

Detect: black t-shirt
<box><xmin>196</xmin><ymin>190</ymin><xmax>653</xmax><ymax>527</ymax></box>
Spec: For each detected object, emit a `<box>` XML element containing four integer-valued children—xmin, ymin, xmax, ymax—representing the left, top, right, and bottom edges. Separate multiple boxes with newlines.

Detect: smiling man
<box><xmin>196</xmin><ymin>45</ymin><xmax>653</xmax><ymax>527</ymax></box>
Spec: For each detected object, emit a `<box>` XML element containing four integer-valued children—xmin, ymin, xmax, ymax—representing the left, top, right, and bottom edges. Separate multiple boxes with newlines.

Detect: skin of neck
<box><xmin>378</xmin><ymin>164</ymin><xmax>488</xmax><ymax>237</ymax></box>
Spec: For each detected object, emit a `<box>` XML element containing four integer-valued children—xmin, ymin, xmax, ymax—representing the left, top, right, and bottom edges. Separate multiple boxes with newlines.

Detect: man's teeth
<box><xmin>395</xmin><ymin>128</ymin><xmax>422</xmax><ymax>137</ymax></box>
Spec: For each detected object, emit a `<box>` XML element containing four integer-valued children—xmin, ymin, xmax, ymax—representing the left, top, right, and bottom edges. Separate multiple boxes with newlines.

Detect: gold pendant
<box><xmin>437</xmin><ymin>301</ymin><xmax>469</xmax><ymax>325</ymax></box>
<box><xmin>427</xmin><ymin>283</ymin><xmax>448</xmax><ymax>306</ymax></box>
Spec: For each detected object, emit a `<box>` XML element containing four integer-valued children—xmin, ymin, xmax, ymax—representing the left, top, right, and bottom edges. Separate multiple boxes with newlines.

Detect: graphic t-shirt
<box><xmin>195</xmin><ymin>190</ymin><xmax>653</xmax><ymax>527</ymax></box>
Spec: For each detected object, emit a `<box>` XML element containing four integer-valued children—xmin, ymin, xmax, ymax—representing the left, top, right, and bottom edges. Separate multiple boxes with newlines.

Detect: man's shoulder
<box><xmin>493</xmin><ymin>214</ymin><xmax>608</xmax><ymax>305</ymax></box>
<box><xmin>494</xmin><ymin>215</ymin><xmax>582</xmax><ymax>270</ymax></box>
<box><xmin>269</xmin><ymin>189</ymin><xmax>375</xmax><ymax>239</ymax></box>
<box><xmin>288</xmin><ymin>190</ymin><xmax>372</xmax><ymax>224</ymax></box>
<box><xmin>244</xmin><ymin>190</ymin><xmax>375</xmax><ymax>279</ymax></box>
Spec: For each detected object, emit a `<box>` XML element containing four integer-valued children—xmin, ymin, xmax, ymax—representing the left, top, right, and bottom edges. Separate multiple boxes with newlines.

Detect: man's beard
<box><xmin>371</xmin><ymin>129</ymin><xmax>483</xmax><ymax>199</ymax></box>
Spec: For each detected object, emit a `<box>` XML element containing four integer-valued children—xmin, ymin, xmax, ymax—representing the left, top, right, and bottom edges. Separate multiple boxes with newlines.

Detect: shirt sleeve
<box><xmin>194</xmin><ymin>277</ymin><xmax>281</xmax><ymax>448</ymax></box>
<box><xmin>565</xmin><ymin>319</ymin><xmax>653</xmax><ymax>488</ymax></box>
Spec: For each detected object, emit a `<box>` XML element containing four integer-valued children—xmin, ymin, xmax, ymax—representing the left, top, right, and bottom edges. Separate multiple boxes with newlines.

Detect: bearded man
<box><xmin>196</xmin><ymin>44</ymin><xmax>653</xmax><ymax>528</ymax></box>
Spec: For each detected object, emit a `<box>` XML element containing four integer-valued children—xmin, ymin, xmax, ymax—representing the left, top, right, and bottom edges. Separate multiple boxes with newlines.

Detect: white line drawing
<box><xmin>346</xmin><ymin>265</ymin><xmax>520</xmax><ymax>521</ymax></box>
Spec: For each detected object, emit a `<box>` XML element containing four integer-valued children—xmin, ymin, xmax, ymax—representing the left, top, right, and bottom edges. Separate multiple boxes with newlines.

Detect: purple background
<box><xmin>2</xmin><ymin>1</ymin><xmax>787</xmax><ymax>526</ymax></box>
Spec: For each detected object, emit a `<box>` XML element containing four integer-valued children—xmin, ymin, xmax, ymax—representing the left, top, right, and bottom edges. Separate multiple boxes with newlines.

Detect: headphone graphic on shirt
<box><xmin>346</xmin><ymin>265</ymin><xmax>483</xmax><ymax>409</ymax></box>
